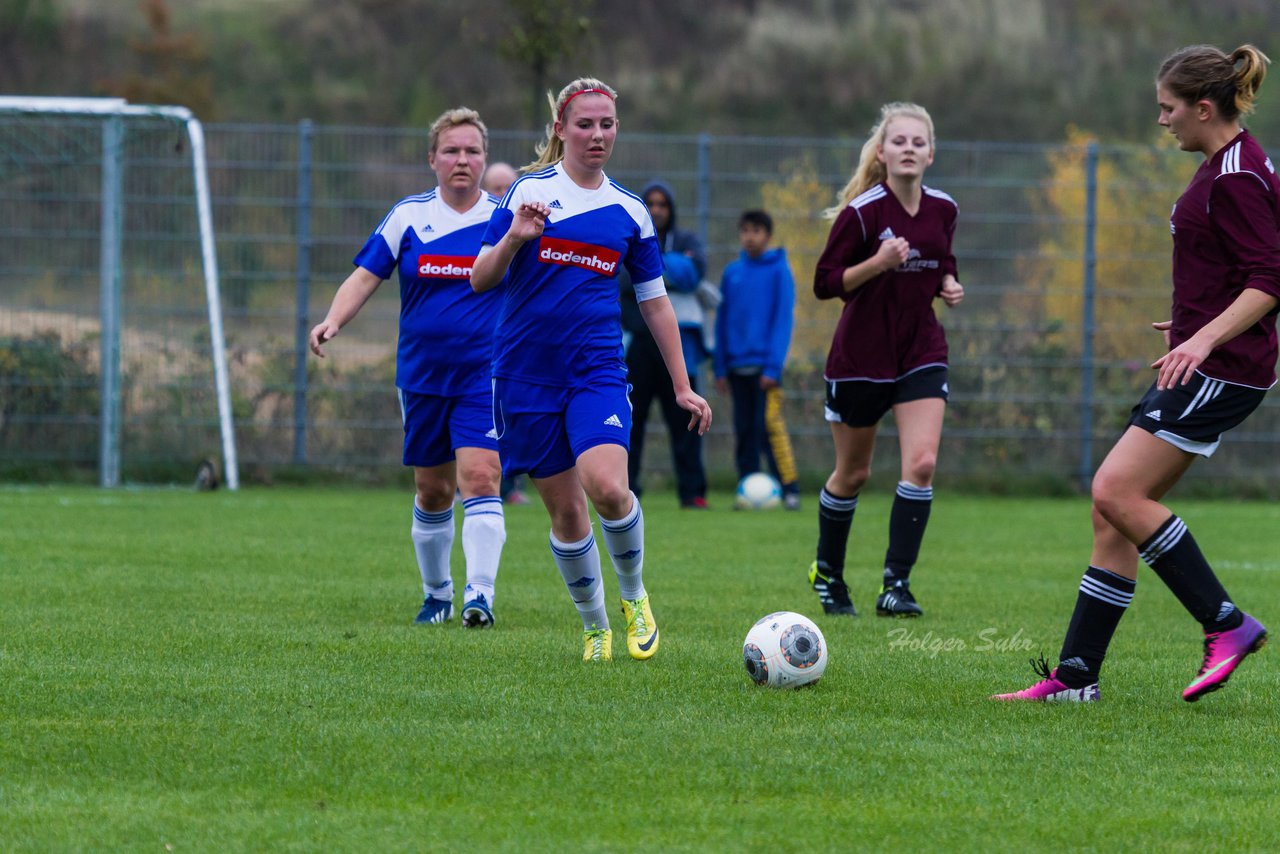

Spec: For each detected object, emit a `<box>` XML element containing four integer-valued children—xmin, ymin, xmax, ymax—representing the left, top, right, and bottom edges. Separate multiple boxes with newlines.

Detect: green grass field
<box><xmin>2</xmin><ymin>485</ymin><xmax>1278</xmax><ymax>851</ymax></box>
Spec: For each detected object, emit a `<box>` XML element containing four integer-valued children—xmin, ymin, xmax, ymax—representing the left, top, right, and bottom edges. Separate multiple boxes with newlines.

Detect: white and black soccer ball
<box><xmin>742</xmin><ymin>611</ymin><xmax>827</xmax><ymax>688</ymax></box>
<box><xmin>735</xmin><ymin>472</ymin><xmax>783</xmax><ymax>510</ymax></box>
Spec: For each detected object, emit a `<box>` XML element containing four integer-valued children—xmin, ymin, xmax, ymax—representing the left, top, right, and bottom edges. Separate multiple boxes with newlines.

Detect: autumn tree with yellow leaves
<box><xmin>759</xmin><ymin>154</ymin><xmax>838</xmax><ymax>373</ymax></box>
<box><xmin>1019</xmin><ymin>128</ymin><xmax>1194</xmax><ymax>368</ymax></box>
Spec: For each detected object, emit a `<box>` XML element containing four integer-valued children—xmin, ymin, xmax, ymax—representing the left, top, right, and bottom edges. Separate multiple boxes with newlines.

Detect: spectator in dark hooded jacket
<box><xmin>619</xmin><ymin>180</ymin><xmax>711</xmax><ymax>508</ymax></box>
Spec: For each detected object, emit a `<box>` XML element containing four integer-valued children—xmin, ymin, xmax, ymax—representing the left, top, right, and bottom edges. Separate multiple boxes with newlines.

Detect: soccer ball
<box><xmin>742</xmin><ymin>611</ymin><xmax>828</xmax><ymax>688</ymax></box>
<box><xmin>735</xmin><ymin>472</ymin><xmax>782</xmax><ymax>510</ymax></box>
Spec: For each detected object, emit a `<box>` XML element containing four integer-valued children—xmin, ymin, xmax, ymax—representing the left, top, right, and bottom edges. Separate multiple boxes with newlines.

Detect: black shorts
<box><xmin>1128</xmin><ymin>373</ymin><xmax>1267</xmax><ymax>457</ymax></box>
<box><xmin>824</xmin><ymin>366</ymin><xmax>949</xmax><ymax>428</ymax></box>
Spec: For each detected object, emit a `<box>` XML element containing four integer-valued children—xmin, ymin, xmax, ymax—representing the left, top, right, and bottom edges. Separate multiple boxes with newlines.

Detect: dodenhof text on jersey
<box><xmin>537</xmin><ymin>237</ymin><xmax>620</xmax><ymax>276</ymax></box>
<box><xmin>417</xmin><ymin>255</ymin><xmax>475</xmax><ymax>278</ymax></box>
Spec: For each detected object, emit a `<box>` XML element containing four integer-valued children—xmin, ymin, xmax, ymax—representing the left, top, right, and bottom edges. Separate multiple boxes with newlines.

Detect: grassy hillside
<box><xmin>6</xmin><ymin>0</ymin><xmax>1278</xmax><ymax>142</ymax></box>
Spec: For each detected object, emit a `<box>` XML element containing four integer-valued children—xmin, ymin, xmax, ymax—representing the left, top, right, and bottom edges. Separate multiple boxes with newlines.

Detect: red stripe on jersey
<box><xmin>537</xmin><ymin>237</ymin><xmax>621</xmax><ymax>276</ymax></box>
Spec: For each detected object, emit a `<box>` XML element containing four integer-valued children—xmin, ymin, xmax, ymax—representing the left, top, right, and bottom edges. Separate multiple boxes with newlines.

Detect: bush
<box><xmin>0</xmin><ymin>332</ymin><xmax>100</xmax><ymax>465</ymax></box>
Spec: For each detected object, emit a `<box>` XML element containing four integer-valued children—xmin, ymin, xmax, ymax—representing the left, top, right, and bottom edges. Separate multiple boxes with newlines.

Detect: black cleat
<box><xmin>808</xmin><ymin>561</ymin><xmax>857</xmax><ymax>616</ymax></box>
<box><xmin>876</xmin><ymin>581</ymin><xmax>923</xmax><ymax>617</ymax></box>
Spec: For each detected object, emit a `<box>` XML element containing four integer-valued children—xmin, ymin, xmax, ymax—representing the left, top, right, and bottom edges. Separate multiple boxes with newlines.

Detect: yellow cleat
<box><xmin>583</xmin><ymin>624</ymin><xmax>613</xmax><ymax>662</ymax></box>
<box><xmin>621</xmin><ymin>595</ymin><xmax>659</xmax><ymax>660</ymax></box>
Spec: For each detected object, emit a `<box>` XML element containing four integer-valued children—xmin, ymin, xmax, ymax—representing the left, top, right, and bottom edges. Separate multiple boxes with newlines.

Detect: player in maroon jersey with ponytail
<box><xmin>996</xmin><ymin>44</ymin><xmax>1277</xmax><ymax>703</ymax></box>
<box><xmin>808</xmin><ymin>102</ymin><xmax>964</xmax><ymax>620</ymax></box>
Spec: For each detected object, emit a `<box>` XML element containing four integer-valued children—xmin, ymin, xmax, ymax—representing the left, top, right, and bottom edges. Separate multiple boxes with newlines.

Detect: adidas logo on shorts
<box><xmin>1148</xmin><ymin>409</ymin><xmax>1162</xmax><ymax>421</ymax></box>
<box><xmin>603</xmin><ymin>413</ymin><xmax>624</xmax><ymax>428</ymax></box>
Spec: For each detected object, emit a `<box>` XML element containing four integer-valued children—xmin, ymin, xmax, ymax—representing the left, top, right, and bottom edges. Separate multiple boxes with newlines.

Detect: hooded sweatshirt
<box><xmin>714</xmin><ymin>246</ymin><xmax>795</xmax><ymax>382</ymax></box>
<box><xmin>619</xmin><ymin>180</ymin><xmax>709</xmax><ymax>370</ymax></box>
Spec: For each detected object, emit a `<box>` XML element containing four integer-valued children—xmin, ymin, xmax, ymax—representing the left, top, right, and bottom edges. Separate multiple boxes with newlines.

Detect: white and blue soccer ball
<box><xmin>735</xmin><ymin>472</ymin><xmax>783</xmax><ymax>510</ymax></box>
<box><xmin>743</xmin><ymin>611</ymin><xmax>828</xmax><ymax>688</ymax></box>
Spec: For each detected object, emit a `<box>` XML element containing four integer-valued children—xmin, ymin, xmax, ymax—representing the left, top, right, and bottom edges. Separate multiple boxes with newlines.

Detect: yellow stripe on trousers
<box><xmin>764</xmin><ymin>385</ymin><xmax>798</xmax><ymax>485</ymax></box>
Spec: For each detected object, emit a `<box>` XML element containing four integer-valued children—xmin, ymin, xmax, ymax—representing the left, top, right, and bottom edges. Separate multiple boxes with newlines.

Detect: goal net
<box><xmin>0</xmin><ymin>97</ymin><xmax>238</xmax><ymax>489</ymax></box>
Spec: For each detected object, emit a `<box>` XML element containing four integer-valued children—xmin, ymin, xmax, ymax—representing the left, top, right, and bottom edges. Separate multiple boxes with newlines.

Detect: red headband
<box><xmin>557</xmin><ymin>88</ymin><xmax>615</xmax><ymax>122</ymax></box>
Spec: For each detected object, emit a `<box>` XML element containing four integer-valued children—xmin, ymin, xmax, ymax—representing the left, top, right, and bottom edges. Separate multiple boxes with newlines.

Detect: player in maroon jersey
<box><xmin>807</xmin><ymin>102</ymin><xmax>964</xmax><ymax>619</ymax></box>
<box><xmin>995</xmin><ymin>44</ymin><xmax>1276</xmax><ymax>703</ymax></box>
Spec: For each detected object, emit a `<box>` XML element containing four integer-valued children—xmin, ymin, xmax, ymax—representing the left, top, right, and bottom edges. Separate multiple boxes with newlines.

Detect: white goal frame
<box><xmin>0</xmin><ymin>96</ymin><xmax>239</xmax><ymax>490</ymax></box>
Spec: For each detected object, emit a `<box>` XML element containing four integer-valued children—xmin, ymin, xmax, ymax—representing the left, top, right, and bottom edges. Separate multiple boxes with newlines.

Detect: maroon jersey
<box><xmin>1170</xmin><ymin>129</ymin><xmax>1280</xmax><ymax>388</ymax></box>
<box><xmin>814</xmin><ymin>182</ymin><xmax>958</xmax><ymax>381</ymax></box>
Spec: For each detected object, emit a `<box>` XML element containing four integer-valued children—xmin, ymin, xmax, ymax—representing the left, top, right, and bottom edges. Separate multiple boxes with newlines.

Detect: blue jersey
<box><xmin>353</xmin><ymin>190</ymin><xmax>502</xmax><ymax>396</ymax></box>
<box><xmin>480</xmin><ymin>163</ymin><xmax>664</xmax><ymax>387</ymax></box>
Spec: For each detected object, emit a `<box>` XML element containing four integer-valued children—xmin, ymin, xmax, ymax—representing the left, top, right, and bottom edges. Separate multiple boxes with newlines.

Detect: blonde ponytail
<box><xmin>824</xmin><ymin>102</ymin><xmax>935</xmax><ymax>219</ymax></box>
<box><xmin>1159</xmin><ymin>44</ymin><xmax>1271</xmax><ymax>120</ymax></box>
<box><xmin>1230</xmin><ymin>44</ymin><xmax>1270</xmax><ymax>117</ymax></box>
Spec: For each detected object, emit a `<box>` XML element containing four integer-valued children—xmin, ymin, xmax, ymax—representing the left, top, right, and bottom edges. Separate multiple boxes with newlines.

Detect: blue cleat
<box><xmin>414</xmin><ymin>596</ymin><xmax>453</xmax><ymax>625</ymax></box>
<box><xmin>461</xmin><ymin>593</ymin><xmax>495</xmax><ymax>629</ymax></box>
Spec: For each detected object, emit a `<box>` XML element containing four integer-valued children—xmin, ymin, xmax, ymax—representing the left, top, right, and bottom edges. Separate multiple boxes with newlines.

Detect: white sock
<box><xmin>412</xmin><ymin>501</ymin><xmax>454</xmax><ymax>599</ymax></box>
<box><xmin>600</xmin><ymin>492</ymin><xmax>645</xmax><ymax>601</ymax></box>
<box><xmin>550</xmin><ymin>531</ymin><xmax>608</xmax><ymax>630</ymax></box>
<box><xmin>461</xmin><ymin>495</ymin><xmax>504</xmax><ymax>605</ymax></box>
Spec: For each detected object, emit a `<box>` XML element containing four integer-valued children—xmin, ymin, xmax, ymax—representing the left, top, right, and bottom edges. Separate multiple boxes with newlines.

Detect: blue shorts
<box><xmin>492</xmin><ymin>377</ymin><xmax>632</xmax><ymax>479</ymax></box>
<box><xmin>399</xmin><ymin>388</ymin><xmax>499</xmax><ymax>468</ymax></box>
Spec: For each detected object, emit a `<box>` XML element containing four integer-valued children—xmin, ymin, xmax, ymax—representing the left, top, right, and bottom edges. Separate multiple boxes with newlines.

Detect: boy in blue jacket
<box><xmin>714</xmin><ymin>210</ymin><xmax>801</xmax><ymax>508</ymax></box>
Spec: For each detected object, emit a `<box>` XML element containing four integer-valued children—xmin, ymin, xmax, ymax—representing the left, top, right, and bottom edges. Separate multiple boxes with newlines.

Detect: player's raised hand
<box><xmin>309</xmin><ymin>319</ymin><xmax>341</xmax><ymax>357</ymax></box>
<box><xmin>875</xmin><ymin>236</ymin><xmax>911</xmax><ymax>272</ymax></box>
<box><xmin>509</xmin><ymin>202</ymin><xmax>550</xmax><ymax>243</ymax></box>
<box><xmin>677</xmin><ymin>388</ymin><xmax>712</xmax><ymax>435</ymax></box>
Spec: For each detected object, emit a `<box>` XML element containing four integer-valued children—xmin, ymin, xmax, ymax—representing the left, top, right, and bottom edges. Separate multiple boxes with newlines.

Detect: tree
<box><xmin>1023</xmin><ymin>128</ymin><xmax>1193</xmax><ymax>366</ymax></box>
<box><xmin>102</xmin><ymin>0</ymin><xmax>216</xmax><ymax>117</ymax></box>
<box><xmin>759</xmin><ymin>154</ymin><xmax>836</xmax><ymax>371</ymax></box>
<box><xmin>0</xmin><ymin>0</ymin><xmax>61</xmax><ymax>89</ymax></box>
<box><xmin>497</xmin><ymin>0</ymin><xmax>593</xmax><ymax>129</ymax></box>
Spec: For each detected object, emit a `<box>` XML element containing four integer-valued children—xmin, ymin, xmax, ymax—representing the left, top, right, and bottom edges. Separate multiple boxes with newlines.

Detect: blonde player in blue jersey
<box><xmin>471</xmin><ymin>77</ymin><xmax>712</xmax><ymax>662</ymax></box>
<box><xmin>310</xmin><ymin>108</ymin><xmax>506</xmax><ymax>629</ymax></box>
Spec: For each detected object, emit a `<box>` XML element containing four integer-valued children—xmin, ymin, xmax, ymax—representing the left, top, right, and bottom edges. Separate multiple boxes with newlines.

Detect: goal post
<box><xmin>0</xmin><ymin>96</ymin><xmax>239</xmax><ymax>490</ymax></box>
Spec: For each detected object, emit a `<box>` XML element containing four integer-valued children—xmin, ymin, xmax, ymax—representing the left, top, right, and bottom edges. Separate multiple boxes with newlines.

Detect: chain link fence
<box><xmin>0</xmin><ymin>113</ymin><xmax>224</xmax><ymax>481</ymax></box>
<box><xmin>3</xmin><ymin>116</ymin><xmax>1278</xmax><ymax>492</ymax></box>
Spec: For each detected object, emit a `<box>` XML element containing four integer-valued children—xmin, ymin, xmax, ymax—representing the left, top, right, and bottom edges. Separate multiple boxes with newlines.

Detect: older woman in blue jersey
<box><xmin>310</xmin><ymin>108</ymin><xmax>506</xmax><ymax>629</ymax></box>
<box><xmin>471</xmin><ymin>77</ymin><xmax>712</xmax><ymax>662</ymax></box>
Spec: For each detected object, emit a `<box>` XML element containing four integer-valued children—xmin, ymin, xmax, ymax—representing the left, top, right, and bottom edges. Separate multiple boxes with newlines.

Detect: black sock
<box><xmin>1140</xmin><ymin>515</ymin><xmax>1242</xmax><ymax>633</ymax></box>
<box><xmin>883</xmin><ymin>481</ymin><xmax>932</xmax><ymax>585</ymax></box>
<box><xmin>1056</xmin><ymin>565</ymin><xmax>1136</xmax><ymax>686</ymax></box>
<box><xmin>816</xmin><ymin>488</ymin><xmax>857</xmax><ymax>578</ymax></box>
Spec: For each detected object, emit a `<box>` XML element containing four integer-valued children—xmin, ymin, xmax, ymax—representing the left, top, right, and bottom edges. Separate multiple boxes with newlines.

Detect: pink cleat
<box><xmin>1182</xmin><ymin>612</ymin><xmax>1267</xmax><ymax>702</ymax></box>
<box><xmin>992</xmin><ymin>657</ymin><xmax>1099</xmax><ymax>703</ymax></box>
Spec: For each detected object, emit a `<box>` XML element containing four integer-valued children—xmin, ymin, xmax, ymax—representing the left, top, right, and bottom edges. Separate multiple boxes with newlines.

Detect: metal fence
<box><xmin>3</xmin><ymin>116</ymin><xmax>1279</xmax><ymax>492</ymax></box>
